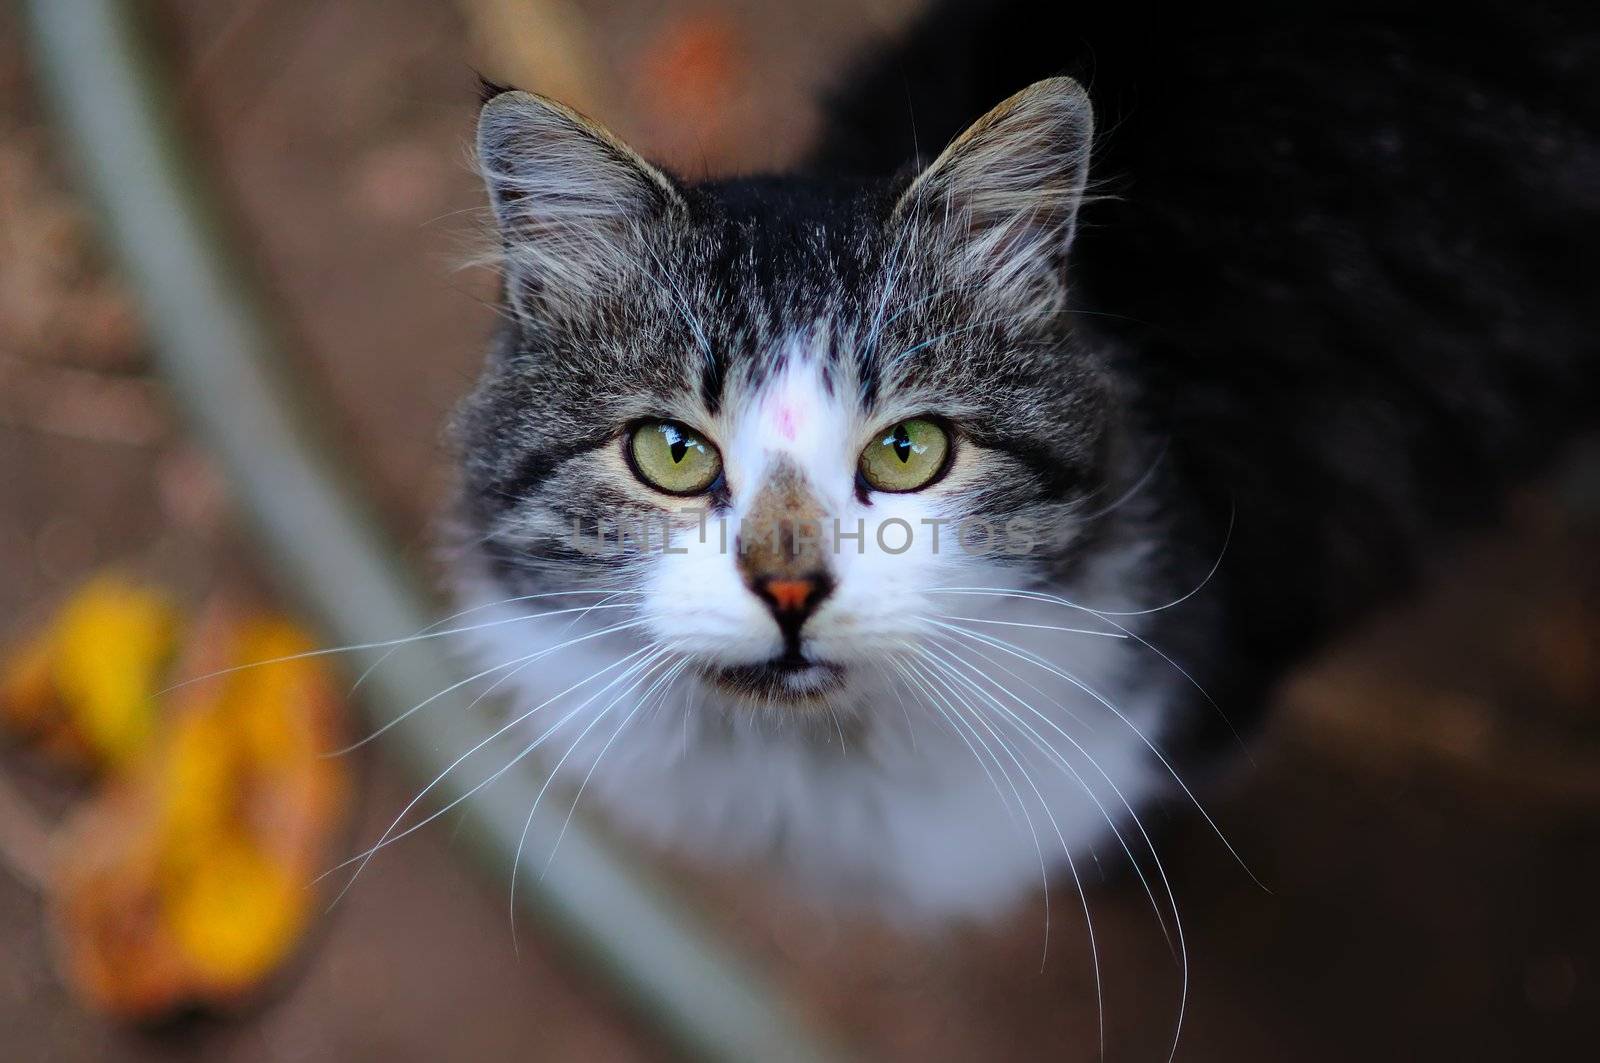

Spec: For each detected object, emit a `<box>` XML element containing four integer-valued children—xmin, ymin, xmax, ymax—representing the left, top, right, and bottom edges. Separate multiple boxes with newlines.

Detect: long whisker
<box><xmin>159</xmin><ymin>600</ymin><xmax>640</xmax><ymax>695</ymax></box>
<box><xmin>349</xmin><ymin>589</ymin><xmax>641</xmax><ymax>694</ymax></box>
<box><xmin>509</xmin><ymin>650</ymin><xmax>676</xmax><ymax>952</ymax></box>
<box><xmin>930</xmin><ymin>505</ymin><xmax>1232</xmax><ymax>619</ymax></box>
<box><xmin>1074</xmin><ymin>438</ymin><xmax>1169</xmax><ymax>521</ymax></box>
<box><xmin>928</xmin><ymin>617</ymin><xmax>1265</xmax><ymax>891</ymax></box>
<box><xmin>925</xmin><ymin>626</ymin><xmax>1092</xmax><ymax>731</ymax></box>
<box><xmin>538</xmin><ymin>655</ymin><xmax>689</xmax><ymax>882</ymax></box>
<box><xmin>862</xmin><ymin>233</ymin><xmax>909</xmax><ymax>363</ymax></box>
<box><xmin>932</xmin><ymin>613</ymin><xmax>1127</xmax><ymax>639</ymax></box>
<box><xmin>911</xmin><ymin>652</ymin><xmax>1068</xmax><ymax>982</ymax></box>
<box><xmin>327</xmin><ymin>617</ymin><xmax>648</xmax><ymax>756</ymax></box>
<box><xmin>316</xmin><ymin>644</ymin><xmax>660</xmax><ymax>898</ymax></box>
<box><xmin>924</xmin><ymin>632</ymin><xmax>1170</xmax><ymax>933</ymax></box>
<box><xmin>890</xmin><ymin>657</ymin><xmax>1018</xmax><ymax>824</ymax></box>
<box><xmin>920</xmin><ymin>637</ymin><xmax>1187</xmax><ymax>1062</ymax></box>
<box><xmin>872</xmin><ymin>659</ymin><xmax>922</xmax><ymax>751</ymax></box>
<box><xmin>885</xmin><ymin>311</ymin><xmax>1046</xmax><ymax>370</ymax></box>
<box><xmin>919</xmin><ymin>635</ymin><xmax>1172</xmax><ymax>949</ymax></box>
<box><xmin>931</xmin><ymin>586</ymin><xmax>1249</xmax><ymax>756</ymax></box>
<box><xmin>641</xmin><ymin>242</ymin><xmax>712</xmax><ymax>360</ymax></box>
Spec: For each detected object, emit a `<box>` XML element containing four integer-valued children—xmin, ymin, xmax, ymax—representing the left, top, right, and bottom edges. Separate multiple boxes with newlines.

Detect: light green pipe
<box><xmin>19</xmin><ymin>2</ymin><xmax>847</xmax><ymax>1059</ymax></box>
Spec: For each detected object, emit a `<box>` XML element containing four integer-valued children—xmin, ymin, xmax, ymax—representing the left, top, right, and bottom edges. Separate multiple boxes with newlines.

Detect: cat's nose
<box><xmin>751</xmin><ymin>573</ymin><xmax>833</xmax><ymax>640</ymax></box>
<box><xmin>736</xmin><ymin>456</ymin><xmax>835</xmax><ymax>644</ymax></box>
<box><xmin>766</xmin><ymin>578</ymin><xmax>818</xmax><ymax>614</ymax></box>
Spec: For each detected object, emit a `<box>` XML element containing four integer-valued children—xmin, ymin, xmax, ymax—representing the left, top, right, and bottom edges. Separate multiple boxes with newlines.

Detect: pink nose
<box><xmin>764</xmin><ymin>577</ymin><xmax>817</xmax><ymax>614</ymax></box>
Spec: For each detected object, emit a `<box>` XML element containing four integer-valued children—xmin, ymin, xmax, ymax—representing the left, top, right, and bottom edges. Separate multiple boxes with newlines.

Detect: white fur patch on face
<box><xmin>726</xmin><ymin>347</ymin><xmax>856</xmax><ymax>511</ymax></box>
<box><xmin>638</xmin><ymin>330</ymin><xmax>986</xmax><ymax>705</ymax></box>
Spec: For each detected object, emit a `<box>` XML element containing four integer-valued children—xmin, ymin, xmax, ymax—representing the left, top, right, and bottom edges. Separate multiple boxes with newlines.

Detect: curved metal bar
<box><xmin>20</xmin><ymin>3</ymin><xmax>846</xmax><ymax>1059</ymax></box>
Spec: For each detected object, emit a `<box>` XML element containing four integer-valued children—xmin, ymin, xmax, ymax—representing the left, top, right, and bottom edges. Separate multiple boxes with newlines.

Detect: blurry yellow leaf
<box><xmin>48</xmin><ymin>606</ymin><xmax>347</xmax><ymax>1019</ymax></box>
<box><xmin>164</xmin><ymin>835</ymin><xmax>301</xmax><ymax>991</ymax></box>
<box><xmin>158</xmin><ymin>709</ymin><xmax>234</xmax><ymax>863</ymax></box>
<box><xmin>54</xmin><ymin>577</ymin><xmax>178</xmax><ymax>765</ymax></box>
<box><xmin>1</xmin><ymin>573</ymin><xmax>177</xmax><ymax>769</ymax></box>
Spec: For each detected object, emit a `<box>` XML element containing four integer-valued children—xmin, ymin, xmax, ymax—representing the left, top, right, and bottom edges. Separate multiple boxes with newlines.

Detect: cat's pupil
<box><xmin>892</xmin><ymin>424</ymin><xmax>912</xmax><ymax>463</ymax></box>
<box><xmin>670</xmin><ymin>437</ymin><xmax>688</xmax><ymax>464</ymax></box>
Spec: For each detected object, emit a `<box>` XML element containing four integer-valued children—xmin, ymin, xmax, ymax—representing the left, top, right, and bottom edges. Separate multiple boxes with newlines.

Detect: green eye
<box><xmin>628</xmin><ymin>420</ymin><xmax>722</xmax><ymax>495</ymax></box>
<box><xmin>859</xmin><ymin>418</ymin><xmax>950</xmax><ymax>493</ymax></box>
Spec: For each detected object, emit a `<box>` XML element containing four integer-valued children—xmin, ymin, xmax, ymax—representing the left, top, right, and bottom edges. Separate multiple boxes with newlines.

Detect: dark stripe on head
<box><xmin>481</xmin><ymin>533</ymin><xmax>632</xmax><ymax>591</ymax></box>
<box><xmin>700</xmin><ymin>346</ymin><xmax>728</xmax><ymax>415</ymax></box>
<box><xmin>974</xmin><ymin>433</ymin><xmax>1088</xmax><ymax>500</ymax></box>
<box><xmin>496</xmin><ymin>430</ymin><xmax>615</xmax><ymax>510</ymax></box>
<box><xmin>857</xmin><ymin>351</ymin><xmax>882</xmax><ymax>411</ymax></box>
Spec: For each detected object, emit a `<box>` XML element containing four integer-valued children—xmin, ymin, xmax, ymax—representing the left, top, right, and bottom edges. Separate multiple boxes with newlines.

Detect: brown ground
<box><xmin>2</xmin><ymin>2</ymin><xmax>1597</xmax><ymax>1059</ymax></box>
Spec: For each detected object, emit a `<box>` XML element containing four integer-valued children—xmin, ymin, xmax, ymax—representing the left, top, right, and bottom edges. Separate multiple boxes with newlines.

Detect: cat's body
<box><xmin>819</xmin><ymin>0</ymin><xmax>1600</xmax><ymax>756</ymax></box>
<box><xmin>452</xmin><ymin>2</ymin><xmax>1599</xmax><ymax>917</ymax></box>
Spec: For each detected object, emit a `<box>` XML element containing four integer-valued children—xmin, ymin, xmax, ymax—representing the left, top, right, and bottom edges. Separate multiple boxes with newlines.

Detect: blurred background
<box><xmin>1</xmin><ymin>1</ymin><xmax>1598</xmax><ymax>1059</ymax></box>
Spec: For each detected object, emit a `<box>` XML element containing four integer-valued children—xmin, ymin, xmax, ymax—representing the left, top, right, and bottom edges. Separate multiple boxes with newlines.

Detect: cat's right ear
<box><xmin>892</xmin><ymin>77</ymin><xmax>1093</xmax><ymax>318</ymax></box>
<box><xmin>477</xmin><ymin>90</ymin><xmax>683</xmax><ymax>318</ymax></box>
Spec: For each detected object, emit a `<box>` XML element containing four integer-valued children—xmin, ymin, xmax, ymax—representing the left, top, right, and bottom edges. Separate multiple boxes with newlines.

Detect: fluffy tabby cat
<box><xmin>451</xmin><ymin>1</ymin><xmax>1598</xmax><ymax>918</ymax></box>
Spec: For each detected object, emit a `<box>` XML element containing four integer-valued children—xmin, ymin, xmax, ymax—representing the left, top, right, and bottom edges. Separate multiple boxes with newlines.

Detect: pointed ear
<box><xmin>477</xmin><ymin>90</ymin><xmax>683</xmax><ymax>317</ymax></box>
<box><xmin>893</xmin><ymin>77</ymin><xmax>1094</xmax><ymax>313</ymax></box>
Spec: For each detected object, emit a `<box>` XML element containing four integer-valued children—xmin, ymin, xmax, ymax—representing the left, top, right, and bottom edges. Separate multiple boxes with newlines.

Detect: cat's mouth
<box><xmin>704</xmin><ymin>654</ymin><xmax>847</xmax><ymax>703</ymax></box>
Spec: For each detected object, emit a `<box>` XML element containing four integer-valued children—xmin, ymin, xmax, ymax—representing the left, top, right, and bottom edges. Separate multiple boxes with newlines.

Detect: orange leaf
<box><xmin>48</xmin><ymin>607</ymin><xmax>348</xmax><ymax>1018</ymax></box>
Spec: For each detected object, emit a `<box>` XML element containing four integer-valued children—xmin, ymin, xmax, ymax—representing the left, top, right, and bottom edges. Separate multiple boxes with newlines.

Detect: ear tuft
<box><xmin>477</xmin><ymin>91</ymin><xmax>682</xmax><ymax>317</ymax></box>
<box><xmin>894</xmin><ymin>77</ymin><xmax>1094</xmax><ymax>311</ymax></box>
<box><xmin>476</xmin><ymin>73</ymin><xmax>516</xmax><ymax>106</ymax></box>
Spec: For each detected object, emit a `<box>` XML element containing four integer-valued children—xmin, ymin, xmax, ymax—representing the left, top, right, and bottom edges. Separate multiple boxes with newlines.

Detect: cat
<box><xmin>449</xmin><ymin>0</ymin><xmax>1599</xmax><ymax>920</ymax></box>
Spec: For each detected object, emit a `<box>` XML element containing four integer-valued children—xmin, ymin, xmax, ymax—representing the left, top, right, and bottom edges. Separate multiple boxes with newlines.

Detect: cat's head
<box><xmin>455</xmin><ymin>77</ymin><xmax>1120</xmax><ymax>719</ymax></box>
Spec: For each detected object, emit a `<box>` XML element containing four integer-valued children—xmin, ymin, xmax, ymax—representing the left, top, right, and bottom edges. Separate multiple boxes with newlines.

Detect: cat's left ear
<box><xmin>894</xmin><ymin>77</ymin><xmax>1093</xmax><ymax>312</ymax></box>
<box><xmin>477</xmin><ymin>90</ymin><xmax>684</xmax><ymax>319</ymax></box>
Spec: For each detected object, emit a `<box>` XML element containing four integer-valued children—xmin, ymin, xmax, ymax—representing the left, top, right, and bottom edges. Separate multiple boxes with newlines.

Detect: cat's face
<box><xmin>456</xmin><ymin>79</ymin><xmax>1112</xmax><ymax>720</ymax></box>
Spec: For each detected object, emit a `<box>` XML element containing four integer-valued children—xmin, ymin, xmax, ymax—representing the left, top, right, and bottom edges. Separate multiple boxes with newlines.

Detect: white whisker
<box><xmin>890</xmin><ymin>657</ymin><xmax>1019</xmax><ymax>824</ymax></box>
<box><xmin>931</xmin><ymin>586</ymin><xmax>1250</xmax><ymax>756</ymax></box>
<box><xmin>912</xmin><ymin>651</ymin><xmax>1068</xmax><ymax>981</ymax></box>
<box><xmin>920</xmin><ymin>635</ymin><xmax>1171</xmax><ymax>948</ymax></box>
<box><xmin>349</xmin><ymin>589</ymin><xmax>641</xmax><ymax>694</ymax></box>
<box><xmin>316</xmin><ymin>644</ymin><xmax>660</xmax><ymax>900</ymax></box>
<box><xmin>538</xmin><ymin>655</ymin><xmax>689</xmax><ymax>881</ymax></box>
<box><xmin>326</xmin><ymin>617</ymin><xmax>648</xmax><ymax>756</ymax></box>
<box><xmin>510</xmin><ymin>650</ymin><xmax>677</xmax><ymax>952</ymax></box>
<box><xmin>921</xmin><ymin>637</ymin><xmax>1187</xmax><ymax>1061</ymax></box>
<box><xmin>928</xmin><ymin>617</ymin><xmax>1264</xmax><ymax>891</ymax></box>
<box><xmin>160</xmin><ymin>600</ymin><xmax>640</xmax><ymax>696</ymax></box>
<box><xmin>932</xmin><ymin>613</ymin><xmax>1127</xmax><ymax>639</ymax></box>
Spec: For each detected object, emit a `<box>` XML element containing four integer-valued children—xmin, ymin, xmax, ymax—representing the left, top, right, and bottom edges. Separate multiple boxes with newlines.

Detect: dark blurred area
<box><xmin>1</xmin><ymin>1</ymin><xmax>1597</xmax><ymax>1059</ymax></box>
